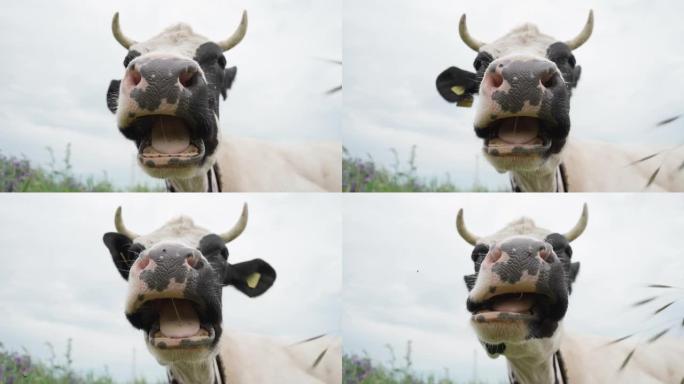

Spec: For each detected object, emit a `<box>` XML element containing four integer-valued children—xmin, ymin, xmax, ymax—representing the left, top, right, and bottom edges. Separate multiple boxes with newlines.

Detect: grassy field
<box><xmin>0</xmin><ymin>340</ymin><xmax>156</xmax><ymax>384</ymax></box>
<box><xmin>343</xmin><ymin>146</ymin><xmax>492</xmax><ymax>193</ymax></box>
<box><xmin>0</xmin><ymin>146</ymin><xmax>163</xmax><ymax>192</ymax></box>
<box><xmin>343</xmin><ymin>342</ymin><xmax>489</xmax><ymax>384</ymax></box>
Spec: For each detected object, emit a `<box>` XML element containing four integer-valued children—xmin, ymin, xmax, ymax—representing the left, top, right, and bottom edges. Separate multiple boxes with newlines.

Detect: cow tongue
<box><xmin>150</xmin><ymin>116</ymin><xmax>191</xmax><ymax>154</ymax></box>
<box><xmin>492</xmin><ymin>295</ymin><xmax>535</xmax><ymax>313</ymax></box>
<box><xmin>497</xmin><ymin>117</ymin><xmax>540</xmax><ymax>144</ymax></box>
<box><xmin>158</xmin><ymin>299</ymin><xmax>201</xmax><ymax>338</ymax></box>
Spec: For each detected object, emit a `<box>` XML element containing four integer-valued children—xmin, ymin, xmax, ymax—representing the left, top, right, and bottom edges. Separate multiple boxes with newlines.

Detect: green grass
<box><xmin>0</xmin><ymin>340</ymin><xmax>157</xmax><ymax>384</ymax></box>
<box><xmin>0</xmin><ymin>145</ymin><xmax>163</xmax><ymax>192</ymax></box>
<box><xmin>344</xmin><ymin>342</ymin><xmax>488</xmax><ymax>384</ymax></box>
<box><xmin>343</xmin><ymin>146</ymin><xmax>491</xmax><ymax>192</ymax></box>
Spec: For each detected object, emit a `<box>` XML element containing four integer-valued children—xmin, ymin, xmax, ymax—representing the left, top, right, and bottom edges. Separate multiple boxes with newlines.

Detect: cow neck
<box><xmin>166</xmin><ymin>164</ymin><xmax>222</xmax><ymax>193</ymax></box>
<box><xmin>510</xmin><ymin>163</ymin><xmax>568</xmax><ymax>193</ymax></box>
<box><xmin>507</xmin><ymin>351</ymin><xmax>568</xmax><ymax>384</ymax></box>
<box><xmin>167</xmin><ymin>355</ymin><xmax>225</xmax><ymax>384</ymax></box>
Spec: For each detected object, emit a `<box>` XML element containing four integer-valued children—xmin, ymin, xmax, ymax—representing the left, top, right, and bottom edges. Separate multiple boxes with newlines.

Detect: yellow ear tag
<box><xmin>450</xmin><ymin>86</ymin><xmax>465</xmax><ymax>96</ymax></box>
<box><xmin>246</xmin><ymin>272</ymin><xmax>261</xmax><ymax>289</ymax></box>
<box><xmin>456</xmin><ymin>95</ymin><xmax>474</xmax><ymax>108</ymax></box>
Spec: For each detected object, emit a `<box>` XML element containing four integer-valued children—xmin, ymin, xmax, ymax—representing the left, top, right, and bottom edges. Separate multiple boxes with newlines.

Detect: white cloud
<box><xmin>0</xmin><ymin>194</ymin><xmax>341</xmax><ymax>382</ymax></box>
<box><xmin>343</xmin><ymin>0</ymin><xmax>684</xmax><ymax>189</ymax></box>
<box><xmin>342</xmin><ymin>194</ymin><xmax>684</xmax><ymax>382</ymax></box>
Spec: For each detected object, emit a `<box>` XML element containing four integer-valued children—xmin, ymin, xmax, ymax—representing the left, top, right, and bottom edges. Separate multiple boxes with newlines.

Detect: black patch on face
<box><xmin>123</xmin><ymin>50</ymin><xmax>141</xmax><ymax>68</ymax></box>
<box><xmin>471</xmin><ymin>243</ymin><xmax>489</xmax><ymax>272</ymax></box>
<box><xmin>473</xmin><ymin>51</ymin><xmax>494</xmax><ymax>75</ymax></box>
<box><xmin>194</xmin><ymin>42</ymin><xmax>234</xmax><ymax>108</ymax></box>
<box><xmin>464</xmin><ymin>274</ymin><xmax>477</xmax><ymax>291</ymax></box>
<box><xmin>106</xmin><ymin>80</ymin><xmax>121</xmax><ymax>113</ymax></box>
<box><xmin>102</xmin><ymin>233</ymin><xmax>145</xmax><ymax>280</ymax></box>
<box><xmin>464</xmin><ymin>244</ymin><xmax>489</xmax><ymax>291</ymax></box>
<box><xmin>545</xmin><ymin>233</ymin><xmax>580</xmax><ymax>293</ymax></box>
<box><xmin>546</xmin><ymin>42</ymin><xmax>581</xmax><ymax>89</ymax></box>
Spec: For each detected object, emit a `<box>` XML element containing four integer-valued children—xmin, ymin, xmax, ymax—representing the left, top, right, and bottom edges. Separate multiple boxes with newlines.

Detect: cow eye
<box><xmin>568</xmin><ymin>55</ymin><xmax>576</xmax><ymax>67</ymax></box>
<box><xmin>218</xmin><ymin>55</ymin><xmax>227</xmax><ymax>68</ymax></box>
<box><xmin>471</xmin><ymin>244</ymin><xmax>489</xmax><ymax>262</ymax></box>
<box><xmin>473</xmin><ymin>52</ymin><xmax>493</xmax><ymax>72</ymax></box>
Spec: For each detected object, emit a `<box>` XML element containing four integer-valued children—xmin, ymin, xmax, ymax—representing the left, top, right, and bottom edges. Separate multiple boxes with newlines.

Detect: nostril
<box><xmin>186</xmin><ymin>252</ymin><xmax>201</xmax><ymax>268</ymax></box>
<box><xmin>179</xmin><ymin>68</ymin><xmax>198</xmax><ymax>88</ymax></box>
<box><xmin>541</xmin><ymin>72</ymin><xmax>556</xmax><ymax>88</ymax></box>
<box><xmin>488</xmin><ymin>72</ymin><xmax>504</xmax><ymax>88</ymax></box>
<box><xmin>138</xmin><ymin>255</ymin><xmax>150</xmax><ymax>270</ymax></box>
<box><xmin>128</xmin><ymin>67</ymin><xmax>142</xmax><ymax>86</ymax></box>
<box><xmin>488</xmin><ymin>247</ymin><xmax>502</xmax><ymax>263</ymax></box>
<box><xmin>539</xmin><ymin>246</ymin><xmax>552</xmax><ymax>262</ymax></box>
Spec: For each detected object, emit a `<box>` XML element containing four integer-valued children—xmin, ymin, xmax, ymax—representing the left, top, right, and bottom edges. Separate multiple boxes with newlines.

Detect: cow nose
<box><xmin>484</xmin><ymin>239</ymin><xmax>556</xmax><ymax>268</ymax></box>
<box><xmin>145</xmin><ymin>244</ymin><xmax>205</xmax><ymax>270</ymax></box>
<box><xmin>124</xmin><ymin>58</ymin><xmax>202</xmax><ymax>91</ymax></box>
<box><xmin>482</xmin><ymin>59</ymin><xmax>562</xmax><ymax>93</ymax></box>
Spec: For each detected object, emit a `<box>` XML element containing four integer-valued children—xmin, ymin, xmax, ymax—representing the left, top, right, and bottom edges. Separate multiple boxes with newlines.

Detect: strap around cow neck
<box><xmin>165</xmin><ymin>164</ymin><xmax>223</xmax><ymax>193</ymax></box>
<box><xmin>508</xmin><ymin>351</ymin><xmax>568</xmax><ymax>384</ymax></box>
<box><xmin>510</xmin><ymin>163</ymin><xmax>568</xmax><ymax>193</ymax></box>
<box><xmin>167</xmin><ymin>355</ymin><xmax>226</xmax><ymax>384</ymax></box>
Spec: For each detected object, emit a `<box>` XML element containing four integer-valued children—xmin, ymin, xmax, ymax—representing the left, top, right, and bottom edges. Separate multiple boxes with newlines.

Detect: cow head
<box><xmin>456</xmin><ymin>205</ymin><xmax>587</xmax><ymax>359</ymax></box>
<box><xmin>106</xmin><ymin>12</ymin><xmax>247</xmax><ymax>180</ymax></box>
<box><xmin>102</xmin><ymin>203</ymin><xmax>276</xmax><ymax>364</ymax></box>
<box><xmin>436</xmin><ymin>12</ymin><xmax>593</xmax><ymax>175</ymax></box>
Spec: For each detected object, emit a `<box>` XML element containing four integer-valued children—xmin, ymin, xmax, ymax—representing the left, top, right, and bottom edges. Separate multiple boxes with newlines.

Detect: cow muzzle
<box><xmin>474</xmin><ymin>57</ymin><xmax>571</xmax><ymax>165</ymax></box>
<box><xmin>116</xmin><ymin>56</ymin><xmax>216</xmax><ymax>174</ymax></box>
<box><xmin>125</xmin><ymin>243</ymin><xmax>222</xmax><ymax>351</ymax></box>
<box><xmin>466</xmin><ymin>237</ymin><xmax>569</xmax><ymax>342</ymax></box>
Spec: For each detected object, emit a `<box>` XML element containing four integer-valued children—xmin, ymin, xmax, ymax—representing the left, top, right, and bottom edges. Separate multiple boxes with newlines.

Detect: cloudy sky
<box><xmin>344</xmin><ymin>0</ymin><xmax>684</xmax><ymax>189</ymax></box>
<box><xmin>0</xmin><ymin>0</ymin><xmax>340</xmax><ymax>188</ymax></box>
<box><xmin>343</xmin><ymin>194</ymin><xmax>684</xmax><ymax>382</ymax></box>
<box><xmin>0</xmin><ymin>194</ymin><xmax>341</xmax><ymax>382</ymax></box>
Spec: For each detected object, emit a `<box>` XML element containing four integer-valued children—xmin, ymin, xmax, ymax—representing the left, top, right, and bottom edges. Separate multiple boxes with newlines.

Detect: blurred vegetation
<box><xmin>0</xmin><ymin>145</ymin><xmax>163</xmax><ymax>192</ymax></box>
<box><xmin>343</xmin><ymin>146</ymin><xmax>492</xmax><ymax>192</ymax></box>
<box><xmin>344</xmin><ymin>341</ymin><xmax>489</xmax><ymax>384</ymax></box>
<box><xmin>0</xmin><ymin>340</ymin><xmax>157</xmax><ymax>384</ymax></box>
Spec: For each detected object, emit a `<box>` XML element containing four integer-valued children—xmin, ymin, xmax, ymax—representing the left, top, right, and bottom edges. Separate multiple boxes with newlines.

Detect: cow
<box><xmin>436</xmin><ymin>11</ymin><xmax>684</xmax><ymax>192</ymax></box>
<box><xmin>102</xmin><ymin>203</ymin><xmax>341</xmax><ymax>383</ymax></box>
<box><xmin>106</xmin><ymin>12</ymin><xmax>341</xmax><ymax>192</ymax></box>
<box><xmin>456</xmin><ymin>205</ymin><xmax>684</xmax><ymax>383</ymax></box>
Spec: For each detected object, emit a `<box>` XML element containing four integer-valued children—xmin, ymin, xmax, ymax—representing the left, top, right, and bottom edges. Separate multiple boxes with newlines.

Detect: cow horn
<box><xmin>217</xmin><ymin>10</ymin><xmax>248</xmax><ymax>52</ymax></box>
<box><xmin>456</xmin><ymin>209</ymin><xmax>480</xmax><ymax>246</ymax></box>
<box><xmin>112</xmin><ymin>12</ymin><xmax>137</xmax><ymax>49</ymax></box>
<box><xmin>565</xmin><ymin>10</ymin><xmax>594</xmax><ymax>50</ymax></box>
<box><xmin>563</xmin><ymin>203</ymin><xmax>588</xmax><ymax>242</ymax></box>
<box><xmin>220</xmin><ymin>203</ymin><xmax>249</xmax><ymax>243</ymax></box>
<box><xmin>459</xmin><ymin>14</ymin><xmax>486</xmax><ymax>52</ymax></box>
<box><xmin>115</xmin><ymin>207</ymin><xmax>140</xmax><ymax>240</ymax></box>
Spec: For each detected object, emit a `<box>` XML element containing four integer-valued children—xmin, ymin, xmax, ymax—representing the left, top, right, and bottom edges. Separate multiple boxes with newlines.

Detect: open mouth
<box><xmin>469</xmin><ymin>293</ymin><xmax>551</xmax><ymax>323</ymax></box>
<box><xmin>131</xmin><ymin>115</ymin><xmax>206</xmax><ymax>168</ymax></box>
<box><xmin>132</xmin><ymin>298</ymin><xmax>217</xmax><ymax>349</ymax></box>
<box><xmin>482</xmin><ymin>117</ymin><xmax>553</xmax><ymax>156</ymax></box>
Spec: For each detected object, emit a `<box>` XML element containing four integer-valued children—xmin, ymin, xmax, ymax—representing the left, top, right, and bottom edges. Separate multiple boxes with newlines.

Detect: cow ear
<box><xmin>221</xmin><ymin>67</ymin><xmax>237</xmax><ymax>100</ymax></box>
<box><xmin>107</xmin><ymin>80</ymin><xmax>121</xmax><ymax>113</ymax></box>
<box><xmin>103</xmin><ymin>232</ymin><xmax>133</xmax><ymax>280</ymax></box>
<box><xmin>436</xmin><ymin>66</ymin><xmax>479</xmax><ymax>107</ymax></box>
<box><xmin>570</xmin><ymin>65</ymin><xmax>582</xmax><ymax>88</ymax></box>
<box><xmin>569</xmin><ymin>262</ymin><xmax>580</xmax><ymax>282</ymax></box>
<box><xmin>224</xmin><ymin>259</ymin><xmax>276</xmax><ymax>297</ymax></box>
